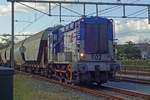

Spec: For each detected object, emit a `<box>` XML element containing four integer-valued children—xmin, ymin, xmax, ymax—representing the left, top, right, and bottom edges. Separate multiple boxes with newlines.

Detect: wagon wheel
<box><xmin>47</xmin><ymin>69</ymin><xmax>53</xmax><ymax>78</ymax></box>
<box><xmin>64</xmin><ymin>64</ymin><xmax>72</xmax><ymax>84</ymax></box>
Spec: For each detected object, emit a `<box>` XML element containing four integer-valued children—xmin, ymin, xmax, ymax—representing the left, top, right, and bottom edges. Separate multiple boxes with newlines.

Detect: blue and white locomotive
<box><xmin>51</xmin><ymin>17</ymin><xmax>120</xmax><ymax>84</ymax></box>
<box><xmin>0</xmin><ymin>17</ymin><xmax>120</xmax><ymax>85</ymax></box>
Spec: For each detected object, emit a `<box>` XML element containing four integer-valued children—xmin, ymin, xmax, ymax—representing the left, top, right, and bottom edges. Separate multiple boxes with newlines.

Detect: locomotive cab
<box><xmin>75</xmin><ymin>17</ymin><xmax>117</xmax><ymax>84</ymax></box>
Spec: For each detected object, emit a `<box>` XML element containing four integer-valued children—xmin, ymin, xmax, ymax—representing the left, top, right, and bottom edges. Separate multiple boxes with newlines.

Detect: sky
<box><xmin>0</xmin><ymin>0</ymin><xmax>150</xmax><ymax>44</ymax></box>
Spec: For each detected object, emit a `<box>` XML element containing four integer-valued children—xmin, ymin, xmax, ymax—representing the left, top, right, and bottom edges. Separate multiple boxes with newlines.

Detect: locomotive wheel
<box><xmin>43</xmin><ymin>69</ymin><xmax>50</xmax><ymax>78</ymax></box>
<box><xmin>31</xmin><ymin>69</ymin><xmax>35</xmax><ymax>74</ymax></box>
<box><xmin>40</xmin><ymin>69</ymin><xmax>45</xmax><ymax>76</ymax></box>
<box><xmin>97</xmin><ymin>82</ymin><xmax>102</xmax><ymax>86</ymax></box>
<box><xmin>57</xmin><ymin>76</ymin><xmax>61</xmax><ymax>82</ymax></box>
<box><xmin>25</xmin><ymin>67</ymin><xmax>28</xmax><ymax>72</ymax></box>
<box><xmin>47</xmin><ymin>70</ymin><xmax>53</xmax><ymax>78</ymax></box>
<box><xmin>61</xmin><ymin>77</ymin><xmax>66</xmax><ymax>83</ymax></box>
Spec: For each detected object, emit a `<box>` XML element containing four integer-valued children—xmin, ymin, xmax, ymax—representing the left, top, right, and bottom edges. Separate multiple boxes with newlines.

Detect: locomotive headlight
<box><xmin>109</xmin><ymin>19</ymin><xmax>113</xmax><ymax>23</ymax></box>
<box><xmin>80</xmin><ymin>53</ymin><xmax>85</xmax><ymax>57</ymax></box>
<box><xmin>81</xmin><ymin>18</ymin><xmax>84</xmax><ymax>22</ymax></box>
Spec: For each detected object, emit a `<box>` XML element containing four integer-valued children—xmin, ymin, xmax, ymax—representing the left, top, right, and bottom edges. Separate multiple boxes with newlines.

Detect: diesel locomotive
<box><xmin>0</xmin><ymin>17</ymin><xmax>120</xmax><ymax>85</ymax></box>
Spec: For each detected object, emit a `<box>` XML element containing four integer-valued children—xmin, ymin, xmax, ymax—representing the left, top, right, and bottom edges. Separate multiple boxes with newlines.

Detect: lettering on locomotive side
<box><xmin>91</xmin><ymin>54</ymin><xmax>101</xmax><ymax>60</ymax></box>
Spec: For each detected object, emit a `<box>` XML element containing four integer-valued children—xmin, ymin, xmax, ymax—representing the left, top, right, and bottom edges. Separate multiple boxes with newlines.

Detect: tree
<box><xmin>117</xmin><ymin>41</ymin><xmax>141</xmax><ymax>60</ymax></box>
<box><xmin>117</xmin><ymin>45</ymin><xmax>126</xmax><ymax>60</ymax></box>
<box><xmin>124</xmin><ymin>41</ymin><xmax>141</xmax><ymax>59</ymax></box>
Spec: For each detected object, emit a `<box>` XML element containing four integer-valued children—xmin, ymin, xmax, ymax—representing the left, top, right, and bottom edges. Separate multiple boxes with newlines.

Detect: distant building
<box><xmin>135</xmin><ymin>43</ymin><xmax>150</xmax><ymax>59</ymax></box>
<box><xmin>117</xmin><ymin>43</ymin><xmax>150</xmax><ymax>59</ymax></box>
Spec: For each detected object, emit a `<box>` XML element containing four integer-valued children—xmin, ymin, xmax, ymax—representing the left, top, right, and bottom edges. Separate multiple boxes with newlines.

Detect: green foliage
<box><xmin>117</xmin><ymin>41</ymin><xmax>141</xmax><ymax>60</ymax></box>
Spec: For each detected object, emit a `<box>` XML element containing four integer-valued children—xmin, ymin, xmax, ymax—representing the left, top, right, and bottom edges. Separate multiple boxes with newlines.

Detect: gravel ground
<box><xmin>16</xmin><ymin>74</ymin><xmax>107</xmax><ymax>100</ymax></box>
<box><xmin>15</xmin><ymin>73</ymin><xmax>150</xmax><ymax>100</ymax></box>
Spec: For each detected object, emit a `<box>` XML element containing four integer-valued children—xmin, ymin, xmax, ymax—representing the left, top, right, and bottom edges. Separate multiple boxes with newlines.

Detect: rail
<box><xmin>16</xmin><ymin>70</ymin><xmax>126</xmax><ymax>100</ymax></box>
<box><xmin>115</xmin><ymin>76</ymin><xmax>150</xmax><ymax>85</ymax></box>
<box><xmin>102</xmin><ymin>86</ymin><xmax>150</xmax><ymax>99</ymax></box>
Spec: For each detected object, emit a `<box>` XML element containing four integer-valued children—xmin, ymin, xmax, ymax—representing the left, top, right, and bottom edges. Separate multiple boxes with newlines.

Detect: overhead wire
<box><xmin>87</xmin><ymin>5</ymin><xmax>119</xmax><ymax>16</ymax></box>
<box><xmin>87</xmin><ymin>0</ymin><xmax>141</xmax><ymax>17</ymax></box>
<box><xmin>113</xmin><ymin>0</ymin><xmax>148</xmax><ymax>24</ymax></box>
<box><xmin>15</xmin><ymin>0</ymin><xmax>149</xmax><ymax>36</ymax></box>
<box><xmin>34</xmin><ymin>0</ymin><xmax>37</xmax><ymax>21</ymax></box>
<box><xmin>18</xmin><ymin>2</ymin><xmax>49</xmax><ymax>16</ymax></box>
<box><xmin>16</xmin><ymin>2</ymin><xmax>84</xmax><ymax>34</ymax></box>
<box><xmin>18</xmin><ymin>0</ymin><xmax>148</xmax><ymax>19</ymax></box>
<box><xmin>134</xmin><ymin>9</ymin><xmax>148</xmax><ymax>16</ymax></box>
<box><xmin>16</xmin><ymin>3</ymin><xmax>58</xmax><ymax>34</ymax></box>
<box><xmin>55</xmin><ymin>3</ymin><xmax>83</xmax><ymax>16</ymax></box>
<box><xmin>127</xmin><ymin>7</ymin><xmax>147</xmax><ymax>16</ymax></box>
<box><xmin>18</xmin><ymin>0</ymin><xmax>146</xmax><ymax>18</ymax></box>
<box><xmin>113</xmin><ymin>0</ymin><xmax>148</xmax><ymax>43</ymax></box>
<box><xmin>19</xmin><ymin>2</ymin><xmax>83</xmax><ymax>16</ymax></box>
<box><xmin>115</xmin><ymin>9</ymin><xmax>148</xmax><ymax>43</ymax></box>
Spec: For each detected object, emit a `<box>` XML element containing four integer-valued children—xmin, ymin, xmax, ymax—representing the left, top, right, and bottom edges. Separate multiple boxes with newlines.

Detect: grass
<box><xmin>14</xmin><ymin>74</ymin><xmax>35</xmax><ymax>100</ymax></box>
<box><xmin>14</xmin><ymin>74</ymin><xmax>82</xmax><ymax>100</ymax></box>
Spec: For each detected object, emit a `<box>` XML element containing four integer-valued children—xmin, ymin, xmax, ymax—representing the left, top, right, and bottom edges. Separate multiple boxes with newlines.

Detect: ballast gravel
<box><xmin>17</xmin><ymin>74</ymin><xmax>107</xmax><ymax>100</ymax></box>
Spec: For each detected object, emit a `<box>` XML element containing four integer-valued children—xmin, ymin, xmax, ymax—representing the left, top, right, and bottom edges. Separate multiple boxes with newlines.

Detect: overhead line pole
<box><xmin>96</xmin><ymin>4</ymin><xmax>98</xmax><ymax>17</ymax></box>
<box><xmin>11</xmin><ymin>0</ymin><xmax>14</xmax><ymax>69</ymax></box>
<box><xmin>123</xmin><ymin>5</ymin><xmax>126</xmax><ymax>18</ymax></box>
<box><xmin>148</xmin><ymin>6</ymin><xmax>150</xmax><ymax>24</ymax></box>
<box><xmin>49</xmin><ymin>3</ymin><xmax>51</xmax><ymax>16</ymax></box>
<box><xmin>83</xmin><ymin>3</ymin><xmax>86</xmax><ymax>17</ymax></box>
<box><xmin>59</xmin><ymin>3</ymin><xmax>61</xmax><ymax>23</ymax></box>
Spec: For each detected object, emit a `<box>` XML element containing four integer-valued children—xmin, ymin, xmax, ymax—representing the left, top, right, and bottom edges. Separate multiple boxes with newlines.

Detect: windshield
<box><xmin>84</xmin><ymin>23</ymin><xmax>108</xmax><ymax>54</ymax></box>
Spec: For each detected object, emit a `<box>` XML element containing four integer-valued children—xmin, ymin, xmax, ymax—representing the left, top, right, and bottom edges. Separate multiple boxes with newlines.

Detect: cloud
<box><xmin>14</xmin><ymin>31</ymin><xmax>35</xmax><ymax>42</ymax></box>
<box><xmin>115</xmin><ymin>19</ymin><xmax>150</xmax><ymax>44</ymax></box>
<box><xmin>115</xmin><ymin>19</ymin><xmax>150</xmax><ymax>35</ymax></box>
<box><xmin>0</xmin><ymin>3</ymin><xmax>31</xmax><ymax>16</ymax></box>
<box><xmin>0</xmin><ymin>32</ymin><xmax>35</xmax><ymax>43</ymax></box>
<box><xmin>118</xmin><ymin>35</ymin><xmax>140</xmax><ymax>44</ymax></box>
<box><xmin>0</xmin><ymin>5</ymin><xmax>11</xmax><ymax>16</ymax></box>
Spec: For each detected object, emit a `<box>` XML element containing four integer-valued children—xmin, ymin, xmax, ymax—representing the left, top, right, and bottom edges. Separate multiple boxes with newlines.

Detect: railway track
<box><xmin>101</xmin><ymin>86</ymin><xmax>150</xmax><ymax>100</ymax></box>
<box><xmin>122</xmin><ymin>68</ymin><xmax>150</xmax><ymax>73</ymax></box>
<box><xmin>116</xmin><ymin>69</ymin><xmax>150</xmax><ymax>84</ymax></box>
<box><xmin>16</xmin><ymin>70</ymin><xmax>125</xmax><ymax>100</ymax></box>
<box><xmin>115</xmin><ymin>76</ymin><xmax>150</xmax><ymax>85</ymax></box>
<box><xmin>15</xmin><ymin>70</ymin><xmax>150</xmax><ymax>100</ymax></box>
<box><xmin>119</xmin><ymin>71</ymin><xmax>150</xmax><ymax>77</ymax></box>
